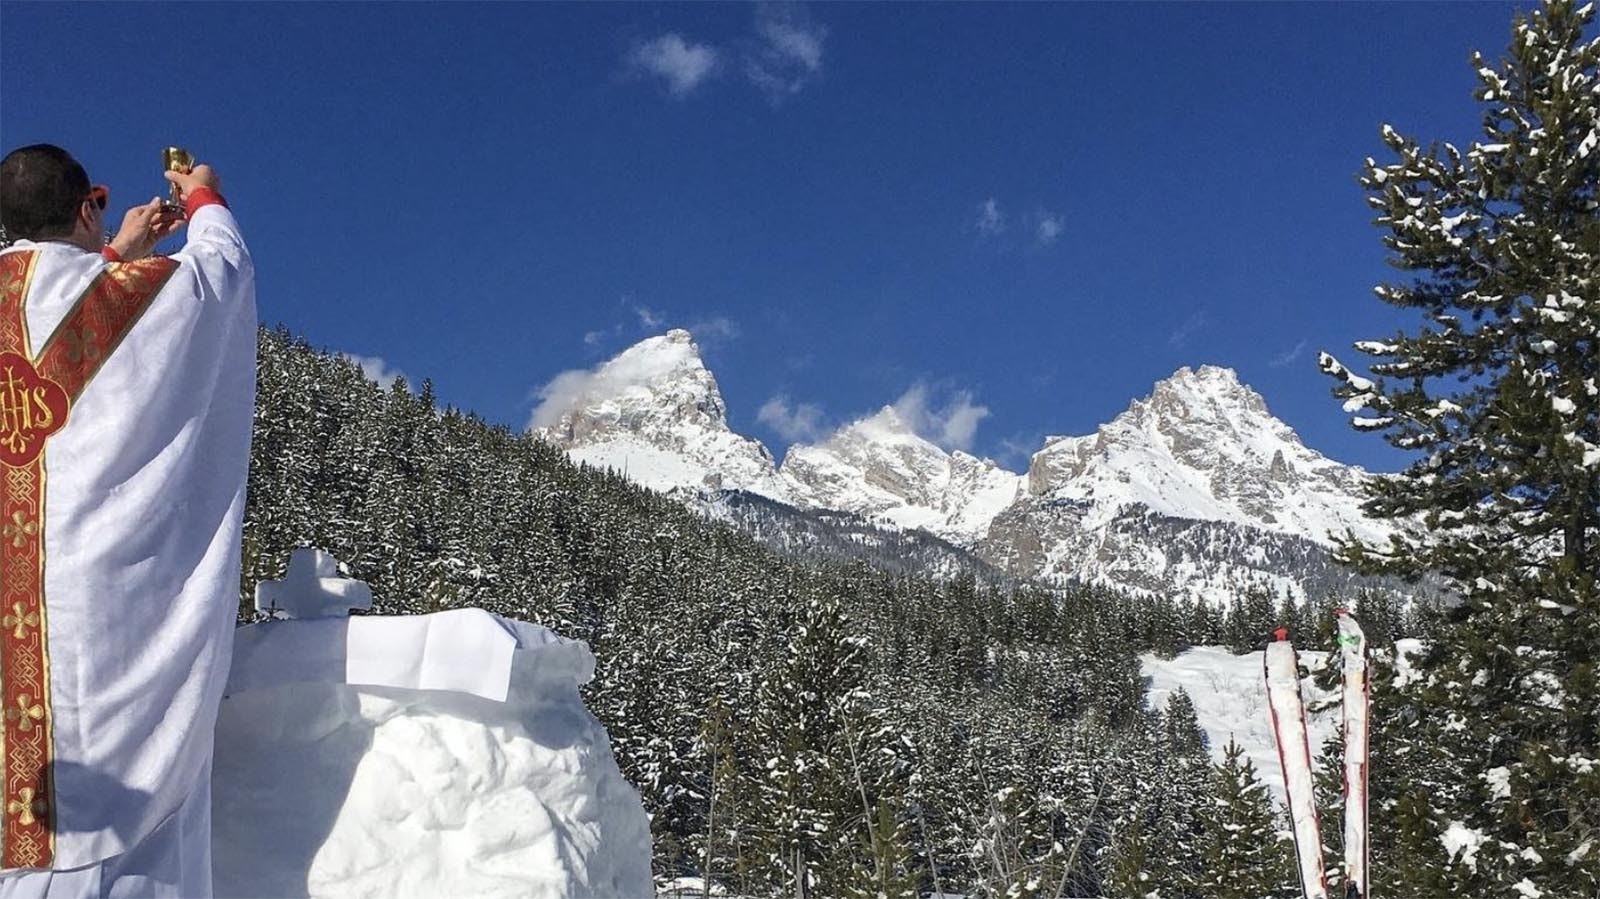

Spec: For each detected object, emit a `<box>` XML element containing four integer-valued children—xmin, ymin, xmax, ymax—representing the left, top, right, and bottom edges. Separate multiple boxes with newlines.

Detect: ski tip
<box><xmin>1273</xmin><ymin>626</ymin><xmax>1290</xmax><ymax>642</ymax></box>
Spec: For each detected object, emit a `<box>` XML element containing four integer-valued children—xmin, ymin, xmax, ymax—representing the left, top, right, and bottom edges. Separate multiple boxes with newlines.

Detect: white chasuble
<box><xmin>0</xmin><ymin>205</ymin><xmax>255</xmax><ymax>884</ymax></box>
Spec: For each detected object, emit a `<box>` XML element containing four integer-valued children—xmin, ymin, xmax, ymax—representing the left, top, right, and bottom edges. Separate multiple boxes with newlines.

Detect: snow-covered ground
<box><xmin>213</xmin><ymin>612</ymin><xmax>652</xmax><ymax>898</ymax></box>
<box><xmin>1141</xmin><ymin>645</ymin><xmax>1336</xmax><ymax>804</ymax></box>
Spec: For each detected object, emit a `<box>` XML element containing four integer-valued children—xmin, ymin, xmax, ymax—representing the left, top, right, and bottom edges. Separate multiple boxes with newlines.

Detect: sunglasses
<box><xmin>86</xmin><ymin>185</ymin><xmax>108</xmax><ymax>211</ymax></box>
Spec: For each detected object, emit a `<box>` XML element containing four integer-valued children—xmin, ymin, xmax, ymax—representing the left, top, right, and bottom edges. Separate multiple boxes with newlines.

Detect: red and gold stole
<box><xmin>0</xmin><ymin>250</ymin><xmax>176</xmax><ymax>868</ymax></box>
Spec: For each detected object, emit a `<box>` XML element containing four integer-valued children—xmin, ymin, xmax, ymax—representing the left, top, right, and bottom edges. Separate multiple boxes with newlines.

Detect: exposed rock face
<box><xmin>1023</xmin><ymin>366</ymin><xmax>1381</xmax><ymax>544</ymax></box>
<box><xmin>779</xmin><ymin>406</ymin><xmax>1023</xmax><ymax>544</ymax></box>
<box><xmin>988</xmin><ymin>365</ymin><xmax>1391</xmax><ymax>599</ymax></box>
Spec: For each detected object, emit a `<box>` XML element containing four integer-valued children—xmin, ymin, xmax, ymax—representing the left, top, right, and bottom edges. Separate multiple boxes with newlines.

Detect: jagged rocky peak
<box><xmin>1152</xmin><ymin>364</ymin><xmax>1274</xmax><ymax>423</ymax></box>
<box><xmin>779</xmin><ymin>404</ymin><xmax>1023</xmax><ymax>543</ymax></box>
<box><xmin>535</xmin><ymin>329</ymin><xmax>732</xmax><ymax>444</ymax></box>
<box><xmin>532</xmin><ymin>331</ymin><xmax>790</xmax><ymax>499</ymax></box>
<box><xmin>1026</xmin><ymin>434</ymin><xmax>1094</xmax><ymax>497</ymax></box>
<box><xmin>1029</xmin><ymin>365</ymin><xmax>1300</xmax><ymax>496</ymax></box>
<box><xmin>1019</xmin><ymin>363</ymin><xmax>1383</xmax><ymax>548</ymax></box>
<box><xmin>782</xmin><ymin>405</ymin><xmax>951</xmax><ymax>511</ymax></box>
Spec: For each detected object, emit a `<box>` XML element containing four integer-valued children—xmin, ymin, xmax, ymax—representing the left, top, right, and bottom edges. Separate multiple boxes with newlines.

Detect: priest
<box><xmin>0</xmin><ymin>144</ymin><xmax>256</xmax><ymax>896</ymax></box>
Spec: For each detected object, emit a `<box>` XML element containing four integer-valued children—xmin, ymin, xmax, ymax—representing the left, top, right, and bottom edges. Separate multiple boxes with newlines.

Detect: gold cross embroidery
<box><xmin>59</xmin><ymin>327</ymin><xmax>100</xmax><ymax>365</ymax></box>
<box><xmin>6</xmin><ymin>694</ymin><xmax>43</xmax><ymax>732</ymax></box>
<box><xmin>3</xmin><ymin>510</ymin><xmax>37</xmax><ymax>549</ymax></box>
<box><xmin>2</xmin><ymin>602</ymin><xmax>37</xmax><ymax>640</ymax></box>
<box><xmin>0</xmin><ymin>270</ymin><xmax>24</xmax><ymax>308</ymax></box>
<box><xmin>6</xmin><ymin>788</ymin><xmax>39</xmax><ymax>827</ymax></box>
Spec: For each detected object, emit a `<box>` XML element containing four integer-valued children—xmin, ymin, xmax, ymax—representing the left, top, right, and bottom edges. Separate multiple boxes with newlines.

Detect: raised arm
<box><xmin>164</xmin><ymin>164</ymin><xmax>253</xmax><ymax>301</ymax></box>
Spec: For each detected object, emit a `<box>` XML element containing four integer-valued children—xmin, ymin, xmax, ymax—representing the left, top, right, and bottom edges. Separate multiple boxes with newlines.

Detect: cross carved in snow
<box><xmin>255</xmin><ymin>547</ymin><xmax>373</xmax><ymax>619</ymax></box>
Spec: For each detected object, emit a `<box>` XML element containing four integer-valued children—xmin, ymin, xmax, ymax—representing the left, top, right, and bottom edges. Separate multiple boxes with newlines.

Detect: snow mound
<box><xmin>212</xmin><ymin>611</ymin><xmax>652</xmax><ymax>898</ymax></box>
<box><xmin>1142</xmin><ymin>645</ymin><xmax>1335</xmax><ymax>804</ymax></box>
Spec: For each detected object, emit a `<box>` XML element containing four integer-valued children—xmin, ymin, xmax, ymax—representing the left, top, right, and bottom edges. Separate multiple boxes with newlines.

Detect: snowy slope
<box><xmin>780</xmin><ymin>405</ymin><xmax>1023</xmax><ymax>543</ymax></box>
<box><xmin>1142</xmin><ymin>646</ymin><xmax>1336</xmax><ymax>806</ymax></box>
<box><xmin>532</xmin><ymin>330</ymin><xmax>793</xmax><ymax>501</ymax></box>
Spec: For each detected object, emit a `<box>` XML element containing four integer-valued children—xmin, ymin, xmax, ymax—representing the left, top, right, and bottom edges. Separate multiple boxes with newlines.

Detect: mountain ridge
<box><xmin>532</xmin><ymin>331</ymin><xmax>1397</xmax><ymax>604</ymax></box>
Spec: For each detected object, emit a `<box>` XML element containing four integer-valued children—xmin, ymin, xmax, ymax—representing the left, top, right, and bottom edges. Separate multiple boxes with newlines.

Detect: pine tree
<box><xmin>1104</xmin><ymin>810</ymin><xmax>1158</xmax><ymax>899</ymax></box>
<box><xmin>1321</xmin><ymin>2</ymin><xmax>1599</xmax><ymax>892</ymax></box>
<box><xmin>742</xmin><ymin>590</ymin><xmax>908</xmax><ymax>897</ymax></box>
<box><xmin>1194</xmin><ymin>739</ymin><xmax>1293</xmax><ymax>899</ymax></box>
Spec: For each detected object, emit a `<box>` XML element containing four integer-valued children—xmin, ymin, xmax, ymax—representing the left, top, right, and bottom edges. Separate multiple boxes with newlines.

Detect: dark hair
<box><xmin>0</xmin><ymin>144</ymin><xmax>91</xmax><ymax>241</ymax></box>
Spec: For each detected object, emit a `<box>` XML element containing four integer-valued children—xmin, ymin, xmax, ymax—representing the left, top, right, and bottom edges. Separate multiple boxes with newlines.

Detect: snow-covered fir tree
<box><xmin>1322</xmin><ymin>1</ymin><xmax>1599</xmax><ymax>893</ymax></box>
<box><xmin>1194</xmin><ymin>739</ymin><xmax>1294</xmax><ymax>898</ymax></box>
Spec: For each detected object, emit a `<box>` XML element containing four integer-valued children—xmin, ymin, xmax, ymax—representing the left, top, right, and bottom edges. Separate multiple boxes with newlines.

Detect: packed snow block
<box><xmin>212</xmin><ymin>609</ymin><xmax>652</xmax><ymax>898</ymax></box>
<box><xmin>255</xmin><ymin>546</ymin><xmax>374</xmax><ymax>619</ymax></box>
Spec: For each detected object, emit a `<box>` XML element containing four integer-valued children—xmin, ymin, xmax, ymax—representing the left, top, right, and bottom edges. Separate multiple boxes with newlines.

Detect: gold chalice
<box><xmin>163</xmin><ymin>147</ymin><xmax>195</xmax><ymax>210</ymax></box>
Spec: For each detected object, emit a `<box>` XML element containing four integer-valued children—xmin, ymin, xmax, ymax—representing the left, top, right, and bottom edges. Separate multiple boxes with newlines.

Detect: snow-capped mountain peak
<box><xmin>531</xmin><ymin>331</ymin><xmax>792</xmax><ymax>499</ymax></box>
<box><xmin>1025</xmin><ymin>364</ymin><xmax>1383</xmax><ymax>546</ymax></box>
<box><xmin>532</xmin><ymin>329</ymin><xmax>721</xmax><ymax>443</ymax></box>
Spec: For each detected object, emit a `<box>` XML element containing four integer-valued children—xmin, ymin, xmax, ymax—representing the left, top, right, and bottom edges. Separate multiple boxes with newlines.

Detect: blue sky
<box><xmin>2</xmin><ymin>2</ymin><xmax>1534</xmax><ymax>471</ymax></box>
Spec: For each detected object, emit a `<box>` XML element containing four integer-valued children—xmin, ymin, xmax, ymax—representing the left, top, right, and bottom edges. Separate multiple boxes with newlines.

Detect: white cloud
<box><xmin>633</xmin><ymin>305</ymin><xmax>663</xmax><ymax>329</ymax></box>
<box><xmin>528</xmin><ymin>369</ymin><xmax>602</xmax><ymax>432</ymax></box>
<box><xmin>758</xmin><ymin>395</ymin><xmax>826</xmax><ymax>443</ymax></box>
<box><xmin>344</xmin><ymin>354</ymin><xmax>407</xmax><ymax>390</ymax></box>
<box><xmin>528</xmin><ymin>347</ymin><xmax>681</xmax><ymax>432</ymax></box>
<box><xmin>746</xmin><ymin>5</ymin><xmax>826</xmax><ymax>102</ymax></box>
<box><xmin>628</xmin><ymin>33</ymin><xmax>719</xmax><ymax>98</ymax></box>
<box><xmin>582</xmin><ymin>329</ymin><xmax>609</xmax><ymax>347</ymax></box>
<box><xmin>1269</xmin><ymin>339</ymin><xmax>1308</xmax><ymax>368</ymax></box>
<box><xmin>1168</xmin><ymin>310</ymin><xmax>1209</xmax><ymax>349</ymax></box>
<box><xmin>891</xmin><ymin>383</ymin><xmax>991</xmax><ymax>452</ymax></box>
<box><xmin>1036</xmin><ymin>213</ymin><xmax>1063</xmax><ymax>245</ymax></box>
<box><xmin>976</xmin><ymin>197</ymin><xmax>1005</xmax><ymax>236</ymax></box>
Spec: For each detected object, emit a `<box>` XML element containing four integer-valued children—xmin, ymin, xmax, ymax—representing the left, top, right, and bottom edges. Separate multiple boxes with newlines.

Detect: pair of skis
<box><xmin>1263</xmin><ymin>611</ymin><xmax>1369</xmax><ymax>899</ymax></box>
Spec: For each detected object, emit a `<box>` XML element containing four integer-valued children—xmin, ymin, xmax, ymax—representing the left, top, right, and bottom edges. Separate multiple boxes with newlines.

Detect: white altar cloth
<box><xmin>226</xmin><ymin>608</ymin><xmax>588</xmax><ymax>703</ymax></box>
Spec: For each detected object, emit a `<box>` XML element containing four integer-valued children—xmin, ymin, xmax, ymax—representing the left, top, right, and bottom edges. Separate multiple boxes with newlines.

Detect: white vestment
<box><xmin>0</xmin><ymin>204</ymin><xmax>255</xmax><ymax>896</ymax></box>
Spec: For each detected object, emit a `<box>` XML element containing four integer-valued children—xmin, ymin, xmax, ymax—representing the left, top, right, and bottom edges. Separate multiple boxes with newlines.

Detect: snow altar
<box><xmin>212</xmin><ymin>549</ymin><xmax>652</xmax><ymax>898</ymax></box>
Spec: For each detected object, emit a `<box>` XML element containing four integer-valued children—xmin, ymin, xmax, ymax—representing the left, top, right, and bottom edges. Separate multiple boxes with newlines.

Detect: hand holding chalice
<box><xmin>162</xmin><ymin>147</ymin><xmax>195</xmax><ymax>212</ymax></box>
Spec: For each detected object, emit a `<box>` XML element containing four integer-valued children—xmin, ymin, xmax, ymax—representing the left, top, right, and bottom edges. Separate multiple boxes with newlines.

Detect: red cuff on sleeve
<box><xmin>100</xmin><ymin>245</ymin><xmax>123</xmax><ymax>262</ymax></box>
<box><xmin>183</xmin><ymin>187</ymin><xmax>229</xmax><ymax>219</ymax></box>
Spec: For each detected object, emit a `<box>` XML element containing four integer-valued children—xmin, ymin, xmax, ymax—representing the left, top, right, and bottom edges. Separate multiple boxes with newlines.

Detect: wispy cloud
<box><xmin>688</xmin><ymin>316</ymin><xmax>740</xmax><ymax>343</ymax></box>
<box><xmin>891</xmin><ymin>382</ymin><xmax>990</xmax><ymax>453</ymax></box>
<box><xmin>976</xmin><ymin>201</ymin><xmax>1063</xmax><ymax>249</ymax></box>
<box><xmin>996</xmin><ymin>431</ymin><xmax>1043</xmax><ymax>472</ymax></box>
<box><xmin>1269</xmin><ymin>339</ymin><xmax>1308</xmax><ymax>368</ymax></box>
<box><xmin>745</xmin><ymin>4</ymin><xmax>827</xmax><ymax>103</ymax></box>
<box><xmin>758</xmin><ymin>395</ymin><xmax>826</xmax><ymax>443</ymax></box>
<box><xmin>634</xmin><ymin>305</ymin><xmax>663</xmax><ymax>329</ymax></box>
<box><xmin>627</xmin><ymin>33</ymin><xmax>719</xmax><ymax>98</ymax></box>
<box><xmin>1168</xmin><ymin>310</ymin><xmax>1209</xmax><ymax>349</ymax></box>
<box><xmin>976</xmin><ymin>197</ymin><xmax>1006</xmax><ymax>236</ymax></box>
<box><xmin>528</xmin><ymin>344</ymin><xmax>679</xmax><ymax>432</ymax></box>
<box><xmin>1035</xmin><ymin>213</ymin><xmax>1063</xmax><ymax>246</ymax></box>
<box><xmin>344</xmin><ymin>353</ymin><xmax>407</xmax><ymax>390</ymax></box>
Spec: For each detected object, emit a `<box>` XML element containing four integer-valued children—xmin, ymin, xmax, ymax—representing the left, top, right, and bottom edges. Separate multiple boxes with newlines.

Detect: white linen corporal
<box><xmin>226</xmin><ymin>608</ymin><xmax>568</xmax><ymax>704</ymax></box>
<box><xmin>0</xmin><ymin>206</ymin><xmax>255</xmax><ymax>884</ymax></box>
